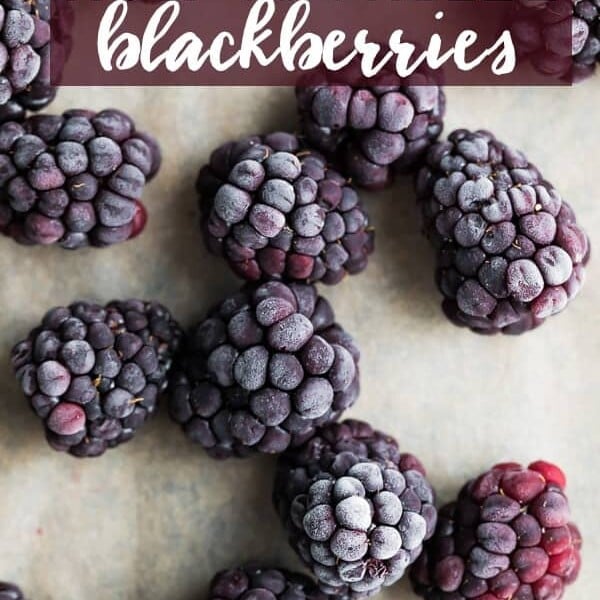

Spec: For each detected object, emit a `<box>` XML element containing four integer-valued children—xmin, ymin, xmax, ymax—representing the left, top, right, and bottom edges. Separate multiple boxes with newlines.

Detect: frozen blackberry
<box><xmin>0</xmin><ymin>0</ymin><xmax>57</xmax><ymax>123</ymax></box>
<box><xmin>511</xmin><ymin>0</ymin><xmax>600</xmax><ymax>82</ymax></box>
<box><xmin>417</xmin><ymin>129</ymin><xmax>590</xmax><ymax>334</ymax></box>
<box><xmin>411</xmin><ymin>461</ymin><xmax>582</xmax><ymax>600</ymax></box>
<box><xmin>168</xmin><ymin>281</ymin><xmax>360</xmax><ymax>459</ymax></box>
<box><xmin>0</xmin><ymin>108</ymin><xmax>161</xmax><ymax>248</ymax></box>
<box><xmin>296</xmin><ymin>78</ymin><xmax>445</xmax><ymax>189</ymax></box>
<box><xmin>197</xmin><ymin>132</ymin><xmax>373</xmax><ymax>285</ymax></box>
<box><xmin>209</xmin><ymin>564</ymin><xmax>327</xmax><ymax>600</ymax></box>
<box><xmin>11</xmin><ymin>299</ymin><xmax>182</xmax><ymax>457</ymax></box>
<box><xmin>0</xmin><ymin>583</ymin><xmax>24</xmax><ymax>600</ymax></box>
<box><xmin>273</xmin><ymin>420</ymin><xmax>437</xmax><ymax>598</ymax></box>
<box><xmin>274</xmin><ymin>419</ymin><xmax>433</xmax><ymax>521</ymax></box>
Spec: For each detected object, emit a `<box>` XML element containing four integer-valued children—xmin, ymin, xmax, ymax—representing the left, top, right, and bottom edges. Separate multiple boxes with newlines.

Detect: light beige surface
<box><xmin>0</xmin><ymin>84</ymin><xmax>598</xmax><ymax>600</ymax></box>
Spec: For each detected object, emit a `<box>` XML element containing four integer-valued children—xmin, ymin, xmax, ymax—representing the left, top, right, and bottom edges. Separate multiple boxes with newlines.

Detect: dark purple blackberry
<box><xmin>168</xmin><ymin>282</ymin><xmax>360</xmax><ymax>459</ymax></box>
<box><xmin>296</xmin><ymin>79</ymin><xmax>445</xmax><ymax>189</ymax></box>
<box><xmin>0</xmin><ymin>583</ymin><xmax>24</xmax><ymax>600</ymax></box>
<box><xmin>411</xmin><ymin>461</ymin><xmax>582</xmax><ymax>600</ymax></box>
<box><xmin>197</xmin><ymin>132</ymin><xmax>374</xmax><ymax>285</ymax></box>
<box><xmin>416</xmin><ymin>129</ymin><xmax>590</xmax><ymax>335</ymax></box>
<box><xmin>274</xmin><ymin>419</ymin><xmax>432</xmax><ymax>520</ymax></box>
<box><xmin>273</xmin><ymin>420</ymin><xmax>437</xmax><ymax>598</ymax></box>
<box><xmin>0</xmin><ymin>0</ymin><xmax>58</xmax><ymax>124</ymax></box>
<box><xmin>0</xmin><ymin>109</ymin><xmax>161</xmax><ymax>248</ymax></box>
<box><xmin>11</xmin><ymin>299</ymin><xmax>182</xmax><ymax>457</ymax></box>
<box><xmin>209</xmin><ymin>564</ymin><xmax>327</xmax><ymax>600</ymax></box>
<box><xmin>511</xmin><ymin>0</ymin><xmax>600</xmax><ymax>82</ymax></box>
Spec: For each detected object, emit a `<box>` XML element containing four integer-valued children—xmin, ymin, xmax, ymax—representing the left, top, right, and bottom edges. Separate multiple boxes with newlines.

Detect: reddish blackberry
<box><xmin>417</xmin><ymin>129</ymin><xmax>590</xmax><ymax>334</ymax></box>
<box><xmin>273</xmin><ymin>420</ymin><xmax>437</xmax><ymax>598</ymax></box>
<box><xmin>411</xmin><ymin>461</ymin><xmax>582</xmax><ymax>600</ymax></box>
<box><xmin>209</xmin><ymin>564</ymin><xmax>327</xmax><ymax>600</ymax></box>
<box><xmin>11</xmin><ymin>299</ymin><xmax>182</xmax><ymax>457</ymax></box>
<box><xmin>168</xmin><ymin>282</ymin><xmax>360</xmax><ymax>459</ymax></box>
<box><xmin>511</xmin><ymin>0</ymin><xmax>600</xmax><ymax>82</ymax></box>
<box><xmin>0</xmin><ymin>109</ymin><xmax>161</xmax><ymax>248</ymax></box>
<box><xmin>197</xmin><ymin>132</ymin><xmax>373</xmax><ymax>285</ymax></box>
<box><xmin>0</xmin><ymin>583</ymin><xmax>23</xmax><ymax>600</ymax></box>
<box><xmin>0</xmin><ymin>0</ymin><xmax>57</xmax><ymax>124</ymax></box>
<box><xmin>296</xmin><ymin>79</ymin><xmax>445</xmax><ymax>189</ymax></box>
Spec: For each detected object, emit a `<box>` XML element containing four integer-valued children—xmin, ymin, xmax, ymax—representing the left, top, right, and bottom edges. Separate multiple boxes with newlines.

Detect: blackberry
<box><xmin>411</xmin><ymin>461</ymin><xmax>582</xmax><ymax>600</ymax></box>
<box><xmin>0</xmin><ymin>583</ymin><xmax>23</xmax><ymax>600</ymax></box>
<box><xmin>0</xmin><ymin>109</ymin><xmax>161</xmax><ymax>248</ymax></box>
<box><xmin>11</xmin><ymin>299</ymin><xmax>182</xmax><ymax>457</ymax></box>
<box><xmin>168</xmin><ymin>282</ymin><xmax>360</xmax><ymax>459</ymax></box>
<box><xmin>273</xmin><ymin>420</ymin><xmax>437</xmax><ymax>598</ymax></box>
<box><xmin>0</xmin><ymin>0</ymin><xmax>57</xmax><ymax>124</ymax></box>
<box><xmin>197</xmin><ymin>131</ymin><xmax>374</xmax><ymax>285</ymax></box>
<box><xmin>417</xmin><ymin>129</ymin><xmax>590</xmax><ymax>334</ymax></box>
<box><xmin>296</xmin><ymin>79</ymin><xmax>445</xmax><ymax>189</ymax></box>
<box><xmin>511</xmin><ymin>0</ymin><xmax>600</xmax><ymax>82</ymax></box>
<box><xmin>274</xmin><ymin>419</ymin><xmax>433</xmax><ymax>520</ymax></box>
<box><xmin>209</xmin><ymin>564</ymin><xmax>327</xmax><ymax>600</ymax></box>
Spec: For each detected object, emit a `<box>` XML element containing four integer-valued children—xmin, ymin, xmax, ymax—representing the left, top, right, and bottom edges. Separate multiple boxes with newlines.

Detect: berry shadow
<box><xmin>135</xmin><ymin>407</ymin><xmax>302</xmax><ymax>600</ymax></box>
<box><xmin>364</xmin><ymin>174</ymin><xmax>439</xmax><ymax>321</ymax></box>
<box><xmin>0</xmin><ymin>346</ymin><xmax>47</xmax><ymax>459</ymax></box>
<box><xmin>138</xmin><ymin>152</ymin><xmax>238</xmax><ymax>326</ymax></box>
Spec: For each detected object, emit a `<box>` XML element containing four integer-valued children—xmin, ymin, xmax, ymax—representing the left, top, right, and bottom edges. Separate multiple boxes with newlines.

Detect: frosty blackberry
<box><xmin>417</xmin><ymin>129</ymin><xmax>590</xmax><ymax>334</ymax></box>
<box><xmin>168</xmin><ymin>282</ymin><xmax>360</xmax><ymax>459</ymax></box>
<box><xmin>198</xmin><ymin>132</ymin><xmax>373</xmax><ymax>285</ymax></box>
<box><xmin>0</xmin><ymin>109</ymin><xmax>161</xmax><ymax>248</ymax></box>
<box><xmin>512</xmin><ymin>0</ymin><xmax>600</xmax><ymax>82</ymax></box>
<box><xmin>0</xmin><ymin>583</ymin><xmax>23</xmax><ymax>600</ymax></box>
<box><xmin>12</xmin><ymin>299</ymin><xmax>182</xmax><ymax>457</ymax></box>
<box><xmin>0</xmin><ymin>0</ymin><xmax>58</xmax><ymax>123</ymax></box>
<box><xmin>209</xmin><ymin>565</ymin><xmax>327</xmax><ymax>600</ymax></box>
<box><xmin>274</xmin><ymin>420</ymin><xmax>437</xmax><ymax>597</ymax></box>
<box><xmin>297</xmin><ymin>78</ymin><xmax>445</xmax><ymax>189</ymax></box>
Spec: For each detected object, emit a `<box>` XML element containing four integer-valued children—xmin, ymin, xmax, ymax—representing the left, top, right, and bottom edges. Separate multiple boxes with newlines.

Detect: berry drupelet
<box><xmin>168</xmin><ymin>282</ymin><xmax>360</xmax><ymax>459</ymax></box>
<box><xmin>511</xmin><ymin>0</ymin><xmax>600</xmax><ymax>82</ymax></box>
<box><xmin>197</xmin><ymin>132</ymin><xmax>373</xmax><ymax>285</ymax></box>
<box><xmin>0</xmin><ymin>0</ymin><xmax>56</xmax><ymax>123</ymax></box>
<box><xmin>12</xmin><ymin>299</ymin><xmax>182</xmax><ymax>457</ymax></box>
<box><xmin>417</xmin><ymin>129</ymin><xmax>590</xmax><ymax>334</ymax></box>
<box><xmin>411</xmin><ymin>461</ymin><xmax>582</xmax><ymax>600</ymax></box>
<box><xmin>0</xmin><ymin>109</ymin><xmax>161</xmax><ymax>248</ymax></box>
<box><xmin>0</xmin><ymin>583</ymin><xmax>23</xmax><ymax>600</ymax></box>
<box><xmin>296</xmin><ymin>79</ymin><xmax>445</xmax><ymax>189</ymax></box>
<box><xmin>273</xmin><ymin>420</ymin><xmax>437</xmax><ymax>598</ymax></box>
<box><xmin>209</xmin><ymin>565</ymin><xmax>327</xmax><ymax>600</ymax></box>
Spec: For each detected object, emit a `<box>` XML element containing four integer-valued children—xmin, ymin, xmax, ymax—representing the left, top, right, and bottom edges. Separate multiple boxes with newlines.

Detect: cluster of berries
<box><xmin>194</xmin><ymin>58</ymin><xmax>590</xmax><ymax>335</ymax></box>
<box><xmin>0</xmin><ymin>0</ymin><xmax>591</xmax><ymax>332</ymax></box>
<box><xmin>3</xmin><ymin>443</ymin><xmax>583</xmax><ymax>600</ymax></box>
<box><xmin>2</xmin><ymin>1</ymin><xmax>590</xmax><ymax>597</ymax></box>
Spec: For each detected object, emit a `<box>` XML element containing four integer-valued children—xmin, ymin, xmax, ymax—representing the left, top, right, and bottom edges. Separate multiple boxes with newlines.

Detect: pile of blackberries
<box><xmin>2</xmin><ymin>3</ymin><xmax>589</xmax><ymax>597</ymax></box>
<box><xmin>196</xmin><ymin>75</ymin><xmax>589</xmax><ymax>335</ymax></box>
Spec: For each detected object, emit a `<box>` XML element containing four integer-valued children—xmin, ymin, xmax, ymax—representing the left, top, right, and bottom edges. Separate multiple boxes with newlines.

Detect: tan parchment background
<box><xmin>0</xmin><ymin>84</ymin><xmax>598</xmax><ymax>599</ymax></box>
